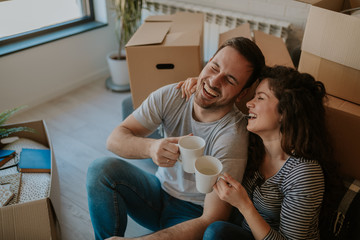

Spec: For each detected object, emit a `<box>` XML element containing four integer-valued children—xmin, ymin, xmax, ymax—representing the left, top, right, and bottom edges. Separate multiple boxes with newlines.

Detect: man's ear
<box><xmin>236</xmin><ymin>88</ymin><xmax>249</xmax><ymax>102</ymax></box>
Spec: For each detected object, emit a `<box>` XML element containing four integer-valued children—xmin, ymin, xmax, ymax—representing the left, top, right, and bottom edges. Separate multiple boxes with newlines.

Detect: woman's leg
<box><xmin>203</xmin><ymin>221</ymin><xmax>254</xmax><ymax>240</ymax></box>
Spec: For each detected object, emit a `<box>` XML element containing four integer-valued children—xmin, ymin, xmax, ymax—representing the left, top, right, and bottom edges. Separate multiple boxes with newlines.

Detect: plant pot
<box><xmin>106</xmin><ymin>51</ymin><xmax>130</xmax><ymax>92</ymax></box>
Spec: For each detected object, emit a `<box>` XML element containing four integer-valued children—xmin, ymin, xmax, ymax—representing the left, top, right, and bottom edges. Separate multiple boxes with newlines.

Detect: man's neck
<box><xmin>192</xmin><ymin>102</ymin><xmax>233</xmax><ymax>123</ymax></box>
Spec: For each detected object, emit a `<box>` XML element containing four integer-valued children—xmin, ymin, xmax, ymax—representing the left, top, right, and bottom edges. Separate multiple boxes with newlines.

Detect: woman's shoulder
<box><xmin>281</xmin><ymin>157</ymin><xmax>324</xmax><ymax>189</ymax></box>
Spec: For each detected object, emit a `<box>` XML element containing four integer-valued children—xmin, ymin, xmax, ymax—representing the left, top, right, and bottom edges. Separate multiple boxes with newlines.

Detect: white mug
<box><xmin>195</xmin><ymin>156</ymin><xmax>223</xmax><ymax>193</ymax></box>
<box><xmin>178</xmin><ymin>136</ymin><xmax>205</xmax><ymax>173</ymax></box>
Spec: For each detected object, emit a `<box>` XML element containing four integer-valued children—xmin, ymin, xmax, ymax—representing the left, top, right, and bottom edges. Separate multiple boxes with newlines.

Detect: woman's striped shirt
<box><xmin>242</xmin><ymin>156</ymin><xmax>325</xmax><ymax>240</ymax></box>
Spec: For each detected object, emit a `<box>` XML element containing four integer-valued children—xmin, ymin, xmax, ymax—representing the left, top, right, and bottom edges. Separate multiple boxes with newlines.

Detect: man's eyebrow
<box><xmin>213</xmin><ymin>61</ymin><xmax>239</xmax><ymax>84</ymax></box>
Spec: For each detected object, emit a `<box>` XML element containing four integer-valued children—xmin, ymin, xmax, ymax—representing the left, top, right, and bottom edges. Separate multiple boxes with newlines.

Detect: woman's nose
<box><xmin>246</xmin><ymin>100</ymin><xmax>254</xmax><ymax>109</ymax></box>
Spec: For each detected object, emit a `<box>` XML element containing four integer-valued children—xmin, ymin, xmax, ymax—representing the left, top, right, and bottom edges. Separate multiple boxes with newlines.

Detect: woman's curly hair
<box><xmin>245</xmin><ymin>66</ymin><xmax>343</xmax><ymax>236</ymax></box>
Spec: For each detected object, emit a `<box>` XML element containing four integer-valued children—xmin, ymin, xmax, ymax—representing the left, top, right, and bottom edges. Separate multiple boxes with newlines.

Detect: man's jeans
<box><xmin>86</xmin><ymin>157</ymin><xmax>203</xmax><ymax>240</ymax></box>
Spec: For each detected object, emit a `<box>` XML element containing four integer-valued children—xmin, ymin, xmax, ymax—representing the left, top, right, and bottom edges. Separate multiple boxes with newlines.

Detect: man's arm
<box><xmin>107</xmin><ymin>114</ymin><xmax>180</xmax><ymax>166</ymax></box>
<box><xmin>106</xmin><ymin>191</ymin><xmax>232</xmax><ymax>240</ymax></box>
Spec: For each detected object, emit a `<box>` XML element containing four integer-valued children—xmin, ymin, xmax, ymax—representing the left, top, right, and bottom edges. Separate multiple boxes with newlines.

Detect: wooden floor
<box><xmin>8</xmin><ymin>78</ymin><xmax>152</xmax><ymax>240</ymax></box>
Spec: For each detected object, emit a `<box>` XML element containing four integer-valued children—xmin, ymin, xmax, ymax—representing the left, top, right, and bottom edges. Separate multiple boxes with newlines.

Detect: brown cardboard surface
<box><xmin>299</xmin><ymin>50</ymin><xmax>360</xmax><ymax>105</ymax></box>
<box><xmin>126</xmin><ymin>12</ymin><xmax>204</xmax><ymax>108</ymax></box>
<box><xmin>299</xmin><ymin>0</ymin><xmax>360</xmax><ymax>104</ymax></box>
<box><xmin>253</xmin><ymin>31</ymin><xmax>295</xmax><ymax>68</ymax></box>
<box><xmin>218</xmin><ymin>23</ymin><xmax>252</xmax><ymax>47</ymax></box>
<box><xmin>326</xmin><ymin>96</ymin><xmax>360</xmax><ymax>180</ymax></box>
<box><xmin>301</xmin><ymin>1</ymin><xmax>360</xmax><ymax>70</ymax></box>
<box><xmin>0</xmin><ymin>120</ymin><xmax>59</xmax><ymax>240</ymax></box>
<box><xmin>126</xmin><ymin>22</ymin><xmax>171</xmax><ymax>47</ymax></box>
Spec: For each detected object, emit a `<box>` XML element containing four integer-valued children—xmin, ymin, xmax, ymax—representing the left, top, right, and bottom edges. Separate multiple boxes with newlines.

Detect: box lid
<box><xmin>301</xmin><ymin>2</ymin><xmax>360</xmax><ymax>70</ymax></box>
<box><xmin>126</xmin><ymin>22</ymin><xmax>171</xmax><ymax>47</ymax></box>
<box><xmin>254</xmin><ymin>30</ymin><xmax>295</xmax><ymax>68</ymax></box>
<box><xmin>218</xmin><ymin>23</ymin><xmax>252</xmax><ymax>47</ymax></box>
<box><xmin>126</xmin><ymin>12</ymin><xmax>203</xmax><ymax>48</ymax></box>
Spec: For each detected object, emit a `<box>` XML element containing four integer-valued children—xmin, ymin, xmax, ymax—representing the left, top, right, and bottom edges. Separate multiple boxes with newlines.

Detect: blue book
<box><xmin>19</xmin><ymin>148</ymin><xmax>51</xmax><ymax>173</ymax></box>
<box><xmin>0</xmin><ymin>149</ymin><xmax>16</xmax><ymax>167</ymax></box>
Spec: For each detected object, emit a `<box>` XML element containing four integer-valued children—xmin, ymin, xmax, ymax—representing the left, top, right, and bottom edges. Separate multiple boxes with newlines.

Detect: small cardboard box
<box><xmin>218</xmin><ymin>23</ymin><xmax>294</xmax><ymax>113</ymax></box>
<box><xmin>0</xmin><ymin>120</ymin><xmax>59</xmax><ymax>240</ymax></box>
<box><xmin>298</xmin><ymin>0</ymin><xmax>360</xmax><ymax>104</ymax></box>
<box><xmin>325</xmin><ymin>96</ymin><xmax>360</xmax><ymax>180</ymax></box>
<box><xmin>126</xmin><ymin>12</ymin><xmax>204</xmax><ymax>108</ymax></box>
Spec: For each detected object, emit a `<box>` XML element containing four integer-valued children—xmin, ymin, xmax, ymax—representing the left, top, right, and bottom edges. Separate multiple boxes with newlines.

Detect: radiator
<box><xmin>145</xmin><ymin>0</ymin><xmax>291</xmax><ymax>62</ymax></box>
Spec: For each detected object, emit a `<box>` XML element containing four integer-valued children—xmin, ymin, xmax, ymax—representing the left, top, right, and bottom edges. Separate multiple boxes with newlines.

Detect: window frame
<box><xmin>0</xmin><ymin>0</ymin><xmax>107</xmax><ymax>56</ymax></box>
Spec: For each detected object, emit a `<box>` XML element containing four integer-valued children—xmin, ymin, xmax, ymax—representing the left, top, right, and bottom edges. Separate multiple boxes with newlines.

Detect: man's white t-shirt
<box><xmin>133</xmin><ymin>83</ymin><xmax>249</xmax><ymax>205</ymax></box>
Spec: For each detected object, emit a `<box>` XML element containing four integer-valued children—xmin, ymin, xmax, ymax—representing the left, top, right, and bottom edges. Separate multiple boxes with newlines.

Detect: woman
<box><xmin>179</xmin><ymin>66</ymin><xmax>339</xmax><ymax>240</ymax></box>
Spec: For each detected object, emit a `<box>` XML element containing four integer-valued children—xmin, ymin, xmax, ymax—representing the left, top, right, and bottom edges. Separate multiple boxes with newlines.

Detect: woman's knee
<box><xmin>203</xmin><ymin>221</ymin><xmax>228</xmax><ymax>240</ymax></box>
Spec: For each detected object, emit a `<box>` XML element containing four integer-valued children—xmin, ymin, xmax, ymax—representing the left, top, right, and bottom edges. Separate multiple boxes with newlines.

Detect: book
<box><xmin>0</xmin><ymin>149</ymin><xmax>16</xmax><ymax>168</ymax></box>
<box><xmin>18</xmin><ymin>148</ymin><xmax>51</xmax><ymax>173</ymax></box>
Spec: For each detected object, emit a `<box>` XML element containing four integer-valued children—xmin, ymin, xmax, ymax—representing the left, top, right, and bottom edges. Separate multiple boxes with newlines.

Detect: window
<box><xmin>0</xmin><ymin>0</ymin><xmax>106</xmax><ymax>56</ymax></box>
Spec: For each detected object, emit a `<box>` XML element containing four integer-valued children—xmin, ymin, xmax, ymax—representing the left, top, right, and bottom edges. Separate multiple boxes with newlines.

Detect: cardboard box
<box><xmin>298</xmin><ymin>0</ymin><xmax>360</xmax><ymax>104</ymax></box>
<box><xmin>0</xmin><ymin>120</ymin><xmax>59</xmax><ymax>240</ymax></box>
<box><xmin>126</xmin><ymin>12</ymin><xmax>204</xmax><ymax>108</ymax></box>
<box><xmin>325</xmin><ymin>96</ymin><xmax>360</xmax><ymax>180</ymax></box>
<box><xmin>218</xmin><ymin>23</ymin><xmax>294</xmax><ymax>113</ymax></box>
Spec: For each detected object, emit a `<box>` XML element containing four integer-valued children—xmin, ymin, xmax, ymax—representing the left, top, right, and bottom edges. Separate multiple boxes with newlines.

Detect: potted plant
<box><xmin>0</xmin><ymin>106</ymin><xmax>36</xmax><ymax>142</ymax></box>
<box><xmin>106</xmin><ymin>0</ymin><xmax>144</xmax><ymax>91</ymax></box>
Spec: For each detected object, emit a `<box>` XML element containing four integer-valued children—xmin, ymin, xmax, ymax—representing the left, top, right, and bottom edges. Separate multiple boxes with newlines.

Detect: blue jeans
<box><xmin>86</xmin><ymin>157</ymin><xmax>203</xmax><ymax>240</ymax></box>
<box><xmin>203</xmin><ymin>221</ymin><xmax>254</xmax><ymax>240</ymax></box>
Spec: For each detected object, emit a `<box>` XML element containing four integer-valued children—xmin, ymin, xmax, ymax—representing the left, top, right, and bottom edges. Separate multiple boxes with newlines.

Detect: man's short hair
<box><xmin>214</xmin><ymin>37</ymin><xmax>265</xmax><ymax>89</ymax></box>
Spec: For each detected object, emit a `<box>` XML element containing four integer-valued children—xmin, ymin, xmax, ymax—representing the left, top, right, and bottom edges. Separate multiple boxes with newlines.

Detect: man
<box><xmin>86</xmin><ymin>37</ymin><xmax>265</xmax><ymax>240</ymax></box>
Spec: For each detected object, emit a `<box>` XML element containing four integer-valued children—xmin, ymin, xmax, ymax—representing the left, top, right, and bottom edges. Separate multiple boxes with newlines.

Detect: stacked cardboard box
<box><xmin>298</xmin><ymin>0</ymin><xmax>360</xmax><ymax>179</ymax></box>
<box><xmin>126</xmin><ymin>12</ymin><xmax>204</xmax><ymax>108</ymax></box>
<box><xmin>0</xmin><ymin>120</ymin><xmax>59</xmax><ymax>240</ymax></box>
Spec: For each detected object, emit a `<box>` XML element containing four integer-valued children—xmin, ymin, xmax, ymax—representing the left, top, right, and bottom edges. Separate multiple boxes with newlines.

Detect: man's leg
<box><xmin>86</xmin><ymin>157</ymin><xmax>163</xmax><ymax>240</ymax></box>
<box><xmin>160</xmin><ymin>192</ymin><xmax>203</xmax><ymax>229</ymax></box>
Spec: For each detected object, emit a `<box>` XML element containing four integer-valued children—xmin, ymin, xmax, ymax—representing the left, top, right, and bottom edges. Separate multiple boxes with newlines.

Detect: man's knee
<box><xmin>86</xmin><ymin>157</ymin><xmax>126</xmax><ymax>193</ymax></box>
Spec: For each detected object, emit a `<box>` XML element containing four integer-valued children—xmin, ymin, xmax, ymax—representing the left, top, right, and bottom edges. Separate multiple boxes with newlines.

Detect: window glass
<box><xmin>0</xmin><ymin>0</ymin><xmax>89</xmax><ymax>39</ymax></box>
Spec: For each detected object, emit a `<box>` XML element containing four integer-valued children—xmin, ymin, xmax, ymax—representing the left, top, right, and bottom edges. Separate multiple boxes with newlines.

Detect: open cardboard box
<box><xmin>218</xmin><ymin>23</ymin><xmax>295</xmax><ymax>114</ymax></box>
<box><xmin>0</xmin><ymin>120</ymin><xmax>59</xmax><ymax>240</ymax></box>
<box><xmin>126</xmin><ymin>12</ymin><xmax>204</xmax><ymax>108</ymax></box>
<box><xmin>298</xmin><ymin>0</ymin><xmax>360</xmax><ymax>104</ymax></box>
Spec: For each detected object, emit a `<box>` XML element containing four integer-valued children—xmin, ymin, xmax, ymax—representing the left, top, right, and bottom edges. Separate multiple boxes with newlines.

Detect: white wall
<box><xmin>0</xmin><ymin>0</ymin><xmax>310</xmax><ymax>113</ymax></box>
<box><xmin>0</xmin><ymin>0</ymin><xmax>117</xmax><ymax>113</ymax></box>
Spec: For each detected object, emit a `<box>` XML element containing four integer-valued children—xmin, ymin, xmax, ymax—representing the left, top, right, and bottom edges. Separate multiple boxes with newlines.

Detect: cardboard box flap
<box><xmin>218</xmin><ymin>23</ymin><xmax>252</xmax><ymax>47</ymax></box>
<box><xmin>126</xmin><ymin>22</ymin><xmax>171</xmax><ymax>47</ymax></box>
<box><xmin>164</xmin><ymin>31</ymin><xmax>201</xmax><ymax>46</ymax></box>
<box><xmin>254</xmin><ymin>30</ymin><xmax>295</xmax><ymax>68</ymax></box>
<box><xmin>297</xmin><ymin>0</ymin><xmax>344</xmax><ymax>10</ymax></box>
<box><xmin>145</xmin><ymin>15</ymin><xmax>173</xmax><ymax>22</ymax></box>
<box><xmin>302</xmin><ymin>5</ymin><xmax>360</xmax><ymax>70</ymax></box>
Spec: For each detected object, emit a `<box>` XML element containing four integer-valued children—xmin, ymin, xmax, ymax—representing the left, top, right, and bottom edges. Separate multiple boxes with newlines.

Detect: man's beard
<box><xmin>194</xmin><ymin>79</ymin><xmax>237</xmax><ymax>110</ymax></box>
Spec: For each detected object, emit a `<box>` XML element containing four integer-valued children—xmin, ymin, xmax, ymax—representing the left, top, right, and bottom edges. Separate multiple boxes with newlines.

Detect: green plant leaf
<box><xmin>0</xmin><ymin>105</ymin><xmax>27</xmax><ymax>126</ymax></box>
<box><xmin>0</xmin><ymin>127</ymin><xmax>37</xmax><ymax>139</ymax></box>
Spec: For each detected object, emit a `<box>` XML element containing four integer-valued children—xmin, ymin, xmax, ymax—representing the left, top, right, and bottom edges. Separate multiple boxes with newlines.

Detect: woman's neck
<box><xmin>260</xmin><ymin>136</ymin><xmax>289</xmax><ymax>179</ymax></box>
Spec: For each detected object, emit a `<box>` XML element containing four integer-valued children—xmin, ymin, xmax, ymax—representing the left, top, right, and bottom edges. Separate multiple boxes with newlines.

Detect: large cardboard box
<box><xmin>298</xmin><ymin>0</ymin><xmax>360</xmax><ymax>104</ymax></box>
<box><xmin>0</xmin><ymin>120</ymin><xmax>59</xmax><ymax>240</ymax></box>
<box><xmin>218</xmin><ymin>23</ymin><xmax>294</xmax><ymax>113</ymax></box>
<box><xmin>325</xmin><ymin>96</ymin><xmax>360</xmax><ymax>180</ymax></box>
<box><xmin>126</xmin><ymin>12</ymin><xmax>204</xmax><ymax>108</ymax></box>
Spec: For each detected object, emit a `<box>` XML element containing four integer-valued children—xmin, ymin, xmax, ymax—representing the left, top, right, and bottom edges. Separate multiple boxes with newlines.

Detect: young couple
<box><xmin>87</xmin><ymin>37</ymin><xmax>336</xmax><ymax>240</ymax></box>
